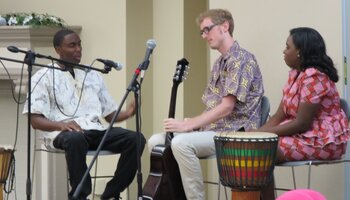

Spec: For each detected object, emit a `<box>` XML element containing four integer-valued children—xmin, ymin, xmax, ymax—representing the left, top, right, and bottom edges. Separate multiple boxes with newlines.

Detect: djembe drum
<box><xmin>0</xmin><ymin>146</ymin><xmax>14</xmax><ymax>200</ymax></box>
<box><xmin>214</xmin><ymin>132</ymin><xmax>278</xmax><ymax>200</ymax></box>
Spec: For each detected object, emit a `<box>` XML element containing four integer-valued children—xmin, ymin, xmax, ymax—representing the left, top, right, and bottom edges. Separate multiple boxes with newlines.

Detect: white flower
<box><xmin>23</xmin><ymin>15</ymin><xmax>33</xmax><ymax>25</ymax></box>
<box><xmin>37</xmin><ymin>14</ymin><xmax>44</xmax><ymax>21</ymax></box>
<box><xmin>2</xmin><ymin>12</ymin><xmax>66</xmax><ymax>27</ymax></box>
<box><xmin>8</xmin><ymin>16</ymin><xmax>17</xmax><ymax>25</ymax></box>
<box><xmin>50</xmin><ymin>16</ymin><xmax>59</xmax><ymax>23</ymax></box>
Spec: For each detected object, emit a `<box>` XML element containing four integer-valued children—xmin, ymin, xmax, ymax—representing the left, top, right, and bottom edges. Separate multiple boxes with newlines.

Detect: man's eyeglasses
<box><xmin>200</xmin><ymin>24</ymin><xmax>217</xmax><ymax>36</ymax></box>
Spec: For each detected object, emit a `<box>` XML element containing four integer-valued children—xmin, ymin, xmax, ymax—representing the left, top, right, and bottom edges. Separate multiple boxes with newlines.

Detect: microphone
<box><xmin>144</xmin><ymin>39</ymin><xmax>156</xmax><ymax>60</ymax></box>
<box><xmin>7</xmin><ymin>45</ymin><xmax>39</xmax><ymax>64</ymax></box>
<box><xmin>7</xmin><ymin>45</ymin><xmax>26</xmax><ymax>54</ymax></box>
<box><xmin>140</xmin><ymin>39</ymin><xmax>156</xmax><ymax>78</ymax></box>
<box><xmin>7</xmin><ymin>45</ymin><xmax>48</xmax><ymax>58</ymax></box>
<box><xmin>97</xmin><ymin>58</ymin><xmax>123</xmax><ymax>71</ymax></box>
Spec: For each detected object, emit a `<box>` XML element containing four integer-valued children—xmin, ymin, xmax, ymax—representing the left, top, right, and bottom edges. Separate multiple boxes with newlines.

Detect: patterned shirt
<box><xmin>23</xmin><ymin>63</ymin><xmax>118</xmax><ymax>147</ymax></box>
<box><xmin>201</xmin><ymin>41</ymin><xmax>264</xmax><ymax>131</ymax></box>
<box><xmin>282</xmin><ymin>68</ymin><xmax>349</xmax><ymax>147</ymax></box>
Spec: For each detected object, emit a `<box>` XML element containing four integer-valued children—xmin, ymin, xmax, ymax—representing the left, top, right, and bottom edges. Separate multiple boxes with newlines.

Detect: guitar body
<box><xmin>142</xmin><ymin>58</ymin><xmax>189</xmax><ymax>200</ymax></box>
<box><xmin>142</xmin><ymin>145</ymin><xmax>186</xmax><ymax>200</ymax></box>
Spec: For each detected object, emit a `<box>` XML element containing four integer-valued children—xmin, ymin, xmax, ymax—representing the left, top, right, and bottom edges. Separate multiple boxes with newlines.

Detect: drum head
<box><xmin>0</xmin><ymin>145</ymin><xmax>13</xmax><ymax>151</ymax></box>
<box><xmin>216</xmin><ymin>131</ymin><xmax>277</xmax><ymax>139</ymax></box>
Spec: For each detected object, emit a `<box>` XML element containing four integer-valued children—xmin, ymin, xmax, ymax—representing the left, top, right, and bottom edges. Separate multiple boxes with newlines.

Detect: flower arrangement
<box><xmin>0</xmin><ymin>12</ymin><xmax>66</xmax><ymax>27</ymax></box>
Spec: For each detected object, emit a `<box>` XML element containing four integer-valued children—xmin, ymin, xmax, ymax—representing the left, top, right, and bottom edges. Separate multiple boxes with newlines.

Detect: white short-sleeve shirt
<box><xmin>23</xmin><ymin>63</ymin><xmax>118</xmax><ymax>149</ymax></box>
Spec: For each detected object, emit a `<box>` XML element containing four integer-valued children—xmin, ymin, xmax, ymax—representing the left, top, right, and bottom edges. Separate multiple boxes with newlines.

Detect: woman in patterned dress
<box><xmin>258</xmin><ymin>27</ymin><xmax>350</xmax><ymax>199</ymax></box>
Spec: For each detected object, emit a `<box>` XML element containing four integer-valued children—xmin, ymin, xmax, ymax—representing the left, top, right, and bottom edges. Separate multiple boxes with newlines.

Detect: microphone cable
<box><xmin>52</xmin><ymin>61</ymin><xmax>93</xmax><ymax>118</ymax></box>
<box><xmin>0</xmin><ymin>59</ymin><xmax>24</xmax><ymax>199</ymax></box>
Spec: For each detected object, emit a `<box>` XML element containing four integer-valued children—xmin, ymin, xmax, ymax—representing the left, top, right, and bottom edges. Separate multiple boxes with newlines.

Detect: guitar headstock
<box><xmin>173</xmin><ymin>58</ymin><xmax>189</xmax><ymax>84</ymax></box>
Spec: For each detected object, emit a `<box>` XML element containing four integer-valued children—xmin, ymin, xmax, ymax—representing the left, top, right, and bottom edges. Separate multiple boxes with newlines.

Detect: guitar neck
<box><xmin>164</xmin><ymin>58</ymin><xmax>188</xmax><ymax>147</ymax></box>
<box><xmin>168</xmin><ymin>84</ymin><xmax>178</xmax><ymax>118</ymax></box>
<box><xmin>165</xmin><ymin>83</ymin><xmax>179</xmax><ymax>146</ymax></box>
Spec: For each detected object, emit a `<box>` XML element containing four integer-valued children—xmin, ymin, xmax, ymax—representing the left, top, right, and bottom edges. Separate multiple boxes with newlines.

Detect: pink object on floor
<box><xmin>277</xmin><ymin>189</ymin><xmax>327</xmax><ymax>200</ymax></box>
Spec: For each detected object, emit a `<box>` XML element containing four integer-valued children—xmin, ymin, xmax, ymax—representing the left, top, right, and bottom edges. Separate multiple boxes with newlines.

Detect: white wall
<box><xmin>0</xmin><ymin>1</ymin><xmax>127</xmax><ymax>199</ymax></box>
<box><xmin>210</xmin><ymin>0</ymin><xmax>344</xmax><ymax>112</ymax></box>
<box><xmin>209</xmin><ymin>1</ymin><xmax>345</xmax><ymax>199</ymax></box>
<box><xmin>0</xmin><ymin>0</ymin><xmax>347</xmax><ymax>199</ymax></box>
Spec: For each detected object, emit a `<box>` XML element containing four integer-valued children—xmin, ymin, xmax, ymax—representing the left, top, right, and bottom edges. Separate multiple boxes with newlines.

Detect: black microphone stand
<box><xmin>6</xmin><ymin>45</ymin><xmax>108</xmax><ymax>74</ymax></box>
<box><xmin>133</xmin><ymin>68</ymin><xmax>143</xmax><ymax>200</ymax></box>
<box><xmin>74</xmin><ymin>39</ymin><xmax>155</xmax><ymax>199</ymax></box>
<box><xmin>24</xmin><ymin>50</ymin><xmax>34</xmax><ymax>200</ymax></box>
<box><xmin>2</xmin><ymin>45</ymin><xmax>110</xmax><ymax>200</ymax></box>
<box><xmin>0</xmin><ymin>53</ymin><xmax>63</xmax><ymax>200</ymax></box>
<box><xmin>72</xmin><ymin>64</ymin><xmax>145</xmax><ymax>200</ymax></box>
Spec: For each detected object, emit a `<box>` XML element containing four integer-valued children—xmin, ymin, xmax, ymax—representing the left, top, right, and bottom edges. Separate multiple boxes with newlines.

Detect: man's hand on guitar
<box><xmin>163</xmin><ymin>118</ymin><xmax>193</xmax><ymax>133</ymax></box>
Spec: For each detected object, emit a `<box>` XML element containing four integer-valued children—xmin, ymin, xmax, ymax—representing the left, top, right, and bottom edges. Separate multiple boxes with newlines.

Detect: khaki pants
<box><xmin>148</xmin><ymin>131</ymin><xmax>216</xmax><ymax>200</ymax></box>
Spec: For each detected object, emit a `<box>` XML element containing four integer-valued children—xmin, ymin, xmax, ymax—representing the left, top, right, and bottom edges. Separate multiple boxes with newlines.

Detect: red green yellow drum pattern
<box><xmin>214</xmin><ymin>132</ymin><xmax>278</xmax><ymax>191</ymax></box>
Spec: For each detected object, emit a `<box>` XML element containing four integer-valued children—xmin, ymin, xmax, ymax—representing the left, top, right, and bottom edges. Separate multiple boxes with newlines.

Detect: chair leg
<box><xmin>217</xmin><ymin>177</ymin><xmax>221</xmax><ymax>200</ymax></box>
<box><xmin>92</xmin><ymin>157</ymin><xmax>98</xmax><ymax>200</ymax></box>
<box><xmin>216</xmin><ymin>177</ymin><xmax>228</xmax><ymax>200</ymax></box>
<box><xmin>274</xmin><ymin>175</ymin><xmax>277</xmax><ymax>198</ymax></box>
<box><xmin>291</xmin><ymin>166</ymin><xmax>297</xmax><ymax>189</ymax></box>
<box><xmin>66</xmin><ymin>164</ymin><xmax>70</xmax><ymax>198</ymax></box>
<box><xmin>307</xmin><ymin>162</ymin><xmax>311</xmax><ymax>189</ymax></box>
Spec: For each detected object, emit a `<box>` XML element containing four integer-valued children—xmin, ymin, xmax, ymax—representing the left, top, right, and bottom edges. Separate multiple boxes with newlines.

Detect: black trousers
<box><xmin>53</xmin><ymin>127</ymin><xmax>146</xmax><ymax>200</ymax></box>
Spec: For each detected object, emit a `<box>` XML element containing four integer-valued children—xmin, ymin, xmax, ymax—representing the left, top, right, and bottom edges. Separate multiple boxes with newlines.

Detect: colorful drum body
<box><xmin>0</xmin><ymin>146</ymin><xmax>14</xmax><ymax>184</ymax></box>
<box><xmin>214</xmin><ymin>132</ymin><xmax>278</xmax><ymax>191</ymax></box>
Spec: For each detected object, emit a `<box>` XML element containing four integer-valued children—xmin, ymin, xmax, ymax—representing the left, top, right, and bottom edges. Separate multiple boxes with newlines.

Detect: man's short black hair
<box><xmin>53</xmin><ymin>29</ymin><xmax>76</xmax><ymax>48</ymax></box>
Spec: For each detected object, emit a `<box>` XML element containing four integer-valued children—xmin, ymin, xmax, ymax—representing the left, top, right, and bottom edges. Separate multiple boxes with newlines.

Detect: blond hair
<box><xmin>196</xmin><ymin>9</ymin><xmax>234</xmax><ymax>36</ymax></box>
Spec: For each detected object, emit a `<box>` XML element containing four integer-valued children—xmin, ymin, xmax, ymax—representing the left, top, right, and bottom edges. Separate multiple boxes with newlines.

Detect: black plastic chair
<box><xmin>260</xmin><ymin>95</ymin><xmax>271</xmax><ymax>127</ymax></box>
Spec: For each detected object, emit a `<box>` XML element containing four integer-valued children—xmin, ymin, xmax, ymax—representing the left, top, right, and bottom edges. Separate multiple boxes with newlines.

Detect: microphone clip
<box><xmin>103</xmin><ymin>65</ymin><xmax>112</xmax><ymax>73</ymax></box>
<box><xmin>139</xmin><ymin>60</ymin><xmax>150</xmax><ymax>71</ymax></box>
<box><xmin>96</xmin><ymin>58</ymin><xmax>123</xmax><ymax>73</ymax></box>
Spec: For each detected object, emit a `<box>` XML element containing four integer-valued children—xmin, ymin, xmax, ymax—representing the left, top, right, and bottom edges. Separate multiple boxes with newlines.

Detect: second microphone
<box><xmin>97</xmin><ymin>58</ymin><xmax>123</xmax><ymax>71</ymax></box>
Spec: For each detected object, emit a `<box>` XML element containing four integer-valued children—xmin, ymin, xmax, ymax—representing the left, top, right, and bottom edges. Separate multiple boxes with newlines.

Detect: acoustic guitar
<box><xmin>142</xmin><ymin>58</ymin><xmax>189</xmax><ymax>200</ymax></box>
